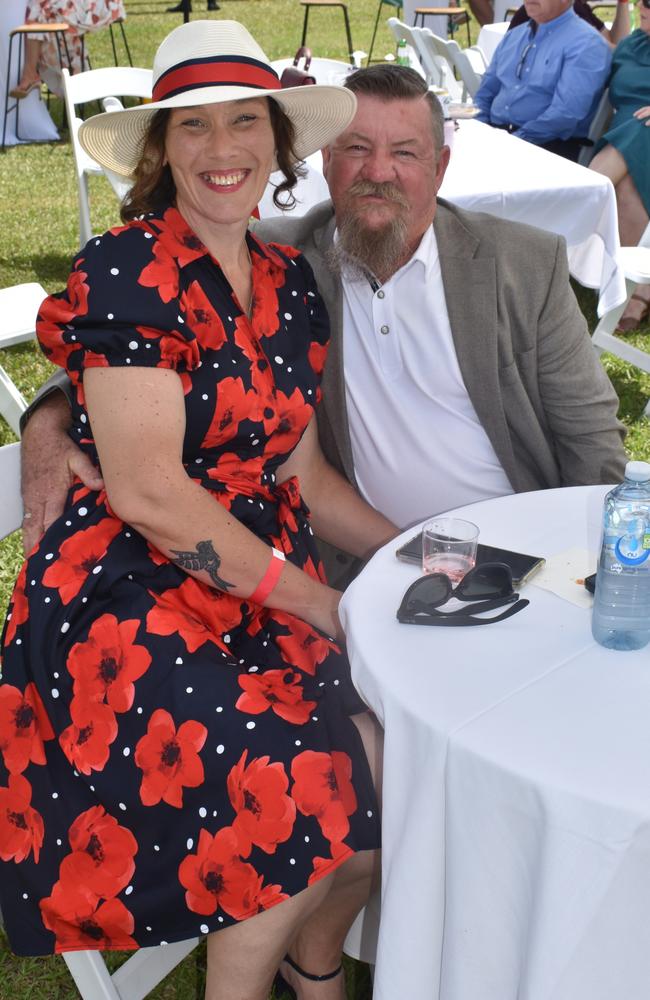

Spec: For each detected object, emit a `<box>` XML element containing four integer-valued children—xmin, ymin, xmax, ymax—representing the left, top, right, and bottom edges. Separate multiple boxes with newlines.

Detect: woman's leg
<box><xmin>204</xmin><ymin>873</ymin><xmax>334</xmax><ymax>1000</ymax></box>
<box><xmin>15</xmin><ymin>38</ymin><xmax>42</xmax><ymax>89</ymax></box>
<box><xmin>590</xmin><ymin>144</ymin><xmax>630</xmax><ymax>187</ymax></box>
<box><xmin>616</xmin><ymin>174</ymin><xmax>650</xmax><ymax>327</ymax></box>
<box><xmin>276</xmin><ymin>714</ymin><xmax>384</xmax><ymax>999</ymax></box>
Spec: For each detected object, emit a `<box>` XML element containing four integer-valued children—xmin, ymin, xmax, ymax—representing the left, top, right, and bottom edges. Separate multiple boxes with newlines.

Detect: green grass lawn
<box><xmin>0</xmin><ymin>1</ymin><xmax>649</xmax><ymax>995</ymax></box>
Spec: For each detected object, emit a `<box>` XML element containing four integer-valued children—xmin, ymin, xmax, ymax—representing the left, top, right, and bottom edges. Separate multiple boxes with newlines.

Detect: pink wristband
<box><xmin>248</xmin><ymin>547</ymin><xmax>286</xmax><ymax>604</ymax></box>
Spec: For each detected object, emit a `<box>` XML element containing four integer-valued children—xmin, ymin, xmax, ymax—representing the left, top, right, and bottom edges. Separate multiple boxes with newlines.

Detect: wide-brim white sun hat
<box><xmin>78</xmin><ymin>20</ymin><xmax>357</xmax><ymax>179</ymax></box>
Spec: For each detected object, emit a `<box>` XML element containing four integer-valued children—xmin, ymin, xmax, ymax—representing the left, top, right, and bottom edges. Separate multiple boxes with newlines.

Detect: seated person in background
<box><xmin>1</xmin><ymin>20</ymin><xmax>392</xmax><ymax>996</ymax></box>
<box><xmin>20</xmin><ymin>66</ymin><xmax>628</xmax><ymax>591</ymax></box>
<box><xmin>474</xmin><ymin>0</ymin><xmax>612</xmax><ymax>160</ymax></box>
<box><xmin>508</xmin><ymin>0</ymin><xmax>631</xmax><ymax>47</ymax></box>
<box><xmin>10</xmin><ymin>0</ymin><xmax>125</xmax><ymax>99</ymax></box>
<box><xmin>590</xmin><ymin>1</ymin><xmax>650</xmax><ymax>331</ymax></box>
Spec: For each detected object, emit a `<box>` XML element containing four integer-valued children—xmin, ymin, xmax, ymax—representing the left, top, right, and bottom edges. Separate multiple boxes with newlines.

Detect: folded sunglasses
<box><xmin>397</xmin><ymin>561</ymin><xmax>529</xmax><ymax>626</ymax></box>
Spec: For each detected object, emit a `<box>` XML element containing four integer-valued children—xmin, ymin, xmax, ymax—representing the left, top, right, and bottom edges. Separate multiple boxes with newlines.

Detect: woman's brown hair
<box><xmin>121</xmin><ymin>99</ymin><xmax>304</xmax><ymax>222</ymax></box>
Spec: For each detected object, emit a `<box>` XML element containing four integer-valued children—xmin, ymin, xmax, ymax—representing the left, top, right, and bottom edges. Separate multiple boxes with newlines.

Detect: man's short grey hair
<box><xmin>344</xmin><ymin>64</ymin><xmax>445</xmax><ymax>153</ymax></box>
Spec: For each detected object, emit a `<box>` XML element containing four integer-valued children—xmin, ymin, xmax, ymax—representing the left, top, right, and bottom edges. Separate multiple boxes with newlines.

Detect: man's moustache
<box><xmin>347</xmin><ymin>181</ymin><xmax>409</xmax><ymax>208</ymax></box>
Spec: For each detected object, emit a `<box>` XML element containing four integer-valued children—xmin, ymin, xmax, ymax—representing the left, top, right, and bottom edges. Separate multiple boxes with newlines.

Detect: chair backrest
<box><xmin>385</xmin><ymin>19</ymin><xmax>426</xmax><ymax>77</ymax></box>
<box><xmin>577</xmin><ymin>88</ymin><xmax>612</xmax><ymax>167</ymax></box>
<box><xmin>452</xmin><ymin>46</ymin><xmax>487</xmax><ymax>99</ymax></box>
<box><xmin>0</xmin><ymin>282</ymin><xmax>47</xmax><ymax>349</ymax></box>
<box><xmin>0</xmin><ymin>442</ymin><xmax>22</xmax><ymax>541</ymax></box>
<box><xmin>410</xmin><ymin>28</ymin><xmax>463</xmax><ymax>99</ymax></box>
<box><xmin>62</xmin><ymin>66</ymin><xmax>153</xmax><ymax>246</ymax></box>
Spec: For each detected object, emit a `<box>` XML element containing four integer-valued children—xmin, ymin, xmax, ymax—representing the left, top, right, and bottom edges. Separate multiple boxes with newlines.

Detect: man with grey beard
<box><xmin>20</xmin><ymin>65</ymin><xmax>626</xmax><ymax>587</ymax></box>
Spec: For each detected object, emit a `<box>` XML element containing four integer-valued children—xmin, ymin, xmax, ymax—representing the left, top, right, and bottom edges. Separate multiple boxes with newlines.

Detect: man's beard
<box><xmin>326</xmin><ymin>180</ymin><xmax>411</xmax><ymax>285</ymax></box>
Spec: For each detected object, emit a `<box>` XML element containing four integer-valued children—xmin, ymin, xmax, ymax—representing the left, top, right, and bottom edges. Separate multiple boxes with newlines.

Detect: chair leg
<box><xmin>340</xmin><ymin>4</ymin><xmax>355</xmax><ymax>62</ymax></box>
<box><xmin>63</xmin><ymin>951</ymin><xmax>122</xmax><ymax>1000</ymax></box>
<box><xmin>367</xmin><ymin>0</ymin><xmax>386</xmax><ymax>64</ymax></box>
<box><xmin>119</xmin><ymin>20</ymin><xmax>133</xmax><ymax>67</ymax></box>
<box><xmin>78</xmin><ymin>171</ymin><xmax>93</xmax><ymax>247</ymax></box>
<box><xmin>0</xmin><ymin>365</ymin><xmax>27</xmax><ymax>437</ymax></box>
<box><xmin>301</xmin><ymin>6</ymin><xmax>310</xmax><ymax>48</ymax></box>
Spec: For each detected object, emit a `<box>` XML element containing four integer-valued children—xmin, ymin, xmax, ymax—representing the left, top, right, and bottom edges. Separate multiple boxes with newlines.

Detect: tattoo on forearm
<box><xmin>170</xmin><ymin>540</ymin><xmax>235</xmax><ymax>590</ymax></box>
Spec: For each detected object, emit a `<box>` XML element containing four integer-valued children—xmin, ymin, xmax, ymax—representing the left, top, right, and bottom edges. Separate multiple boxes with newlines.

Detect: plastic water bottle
<box><xmin>396</xmin><ymin>38</ymin><xmax>410</xmax><ymax>66</ymax></box>
<box><xmin>592</xmin><ymin>461</ymin><xmax>650</xmax><ymax>650</ymax></box>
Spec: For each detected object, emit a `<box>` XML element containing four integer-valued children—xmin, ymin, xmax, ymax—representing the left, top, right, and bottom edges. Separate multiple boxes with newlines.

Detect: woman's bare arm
<box><xmin>84</xmin><ymin>365</ymin><xmax>344</xmax><ymax>639</ymax></box>
<box><xmin>276</xmin><ymin>417</ymin><xmax>398</xmax><ymax>561</ymax></box>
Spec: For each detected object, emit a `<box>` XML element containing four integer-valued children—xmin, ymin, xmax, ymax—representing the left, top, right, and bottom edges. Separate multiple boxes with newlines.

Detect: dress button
<box><xmin>377</xmin><ymin>289</ymin><xmax>385</xmax><ymax>299</ymax></box>
<box><xmin>380</xmin><ymin>325</ymin><xmax>390</xmax><ymax>335</ymax></box>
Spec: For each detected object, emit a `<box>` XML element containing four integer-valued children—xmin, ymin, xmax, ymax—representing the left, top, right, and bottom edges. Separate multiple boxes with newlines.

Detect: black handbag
<box><xmin>280</xmin><ymin>47</ymin><xmax>317</xmax><ymax>87</ymax></box>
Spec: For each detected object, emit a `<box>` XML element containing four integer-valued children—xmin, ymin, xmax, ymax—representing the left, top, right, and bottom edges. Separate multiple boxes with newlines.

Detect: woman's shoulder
<box><xmin>614</xmin><ymin>29</ymin><xmax>650</xmax><ymax>64</ymax></box>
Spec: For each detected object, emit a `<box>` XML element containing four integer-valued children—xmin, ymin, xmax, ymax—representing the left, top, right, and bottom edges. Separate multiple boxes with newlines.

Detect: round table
<box><xmin>1</xmin><ymin>0</ymin><xmax>59</xmax><ymax>147</ymax></box>
<box><xmin>341</xmin><ymin>485</ymin><xmax>650</xmax><ymax>1000</ymax></box>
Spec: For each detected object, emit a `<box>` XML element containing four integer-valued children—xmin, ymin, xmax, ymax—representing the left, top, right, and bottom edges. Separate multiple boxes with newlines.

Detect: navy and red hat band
<box><xmin>153</xmin><ymin>55</ymin><xmax>281</xmax><ymax>102</ymax></box>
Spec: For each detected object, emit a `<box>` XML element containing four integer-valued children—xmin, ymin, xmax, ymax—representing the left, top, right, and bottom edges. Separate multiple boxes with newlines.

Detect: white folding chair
<box><xmin>0</xmin><ymin>282</ymin><xmax>47</xmax><ymax>436</ymax></box>
<box><xmin>577</xmin><ymin>88</ymin><xmax>612</xmax><ymax>167</ymax></box>
<box><xmin>385</xmin><ymin>18</ymin><xmax>427</xmax><ymax>77</ymax></box>
<box><xmin>451</xmin><ymin>45</ymin><xmax>487</xmax><ymax>100</ymax></box>
<box><xmin>61</xmin><ymin>66</ymin><xmax>153</xmax><ymax>248</ymax></box>
<box><xmin>592</xmin><ymin>221</ymin><xmax>650</xmax><ymax>417</ymax></box>
<box><xmin>409</xmin><ymin>27</ymin><xmax>464</xmax><ymax>100</ymax></box>
<box><xmin>62</xmin><ymin>937</ymin><xmax>200</xmax><ymax>1000</ymax></box>
<box><xmin>0</xmin><ymin>442</ymin><xmax>22</xmax><ymax>541</ymax></box>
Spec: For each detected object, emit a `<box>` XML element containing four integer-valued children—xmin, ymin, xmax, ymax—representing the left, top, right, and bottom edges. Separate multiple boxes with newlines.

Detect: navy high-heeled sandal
<box><xmin>273</xmin><ymin>953</ymin><xmax>343</xmax><ymax>999</ymax></box>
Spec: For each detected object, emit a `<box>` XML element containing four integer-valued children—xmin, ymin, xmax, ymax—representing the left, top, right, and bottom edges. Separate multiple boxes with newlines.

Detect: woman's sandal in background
<box><xmin>616</xmin><ymin>293</ymin><xmax>650</xmax><ymax>334</ymax></box>
<box><xmin>273</xmin><ymin>953</ymin><xmax>343</xmax><ymax>999</ymax></box>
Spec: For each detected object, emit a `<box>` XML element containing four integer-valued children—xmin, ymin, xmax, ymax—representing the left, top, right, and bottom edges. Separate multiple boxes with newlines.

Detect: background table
<box><xmin>341</xmin><ymin>485</ymin><xmax>650</xmax><ymax>1000</ymax></box>
<box><xmin>477</xmin><ymin>19</ymin><xmax>509</xmax><ymax>61</ymax></box>
<box><xmin>440</xmin><ymin>119</ymin><xmax>625</xmax><ymax>316</ymax></box>
<box><xmin>1</xmin><ymin>0</ymin><xmax>59</xmax><ymax>146</ymax></box>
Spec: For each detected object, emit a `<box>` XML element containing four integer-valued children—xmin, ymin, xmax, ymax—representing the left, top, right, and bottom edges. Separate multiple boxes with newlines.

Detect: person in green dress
<box><xmin>590</xmin><ymin>1</ymin><xmax>650</xmax><ymax>331</ymax></box>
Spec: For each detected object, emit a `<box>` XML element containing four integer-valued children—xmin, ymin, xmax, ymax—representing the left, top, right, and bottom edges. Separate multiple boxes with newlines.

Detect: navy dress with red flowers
<box><xmin>0</xmin><ymin>207</ymin><xmax>380</xmax><ymax>957</ymax></box>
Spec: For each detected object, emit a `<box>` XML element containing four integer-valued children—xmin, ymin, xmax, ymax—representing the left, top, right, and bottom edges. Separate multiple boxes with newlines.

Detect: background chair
<box><xmin>577</xmin><ymin>88</ymin><xmax>612</xmax><ymax>167</ymax></box>
<box><xmin>450</xmin><ymin>43</ymin><xmax>487</xmax><ymax>99</ymax></box>
<box><xmin>409</xmin><ymin>26</ymin><xmax>464</xmax><ymax>99</ymax></box>
<box><xmin>0</xmin><ymin>441</ymin><xmax>23</xmax><ymax>542</ymax></box>
<box><xmin>0</xmin><ymin>282</ymin><xmax>47</xmax><ymax>436</ymax></box>
<box><xmin>61</xmin><ymin>65</ymin><xmax>153</xmax><ymax>248</ymax></box>
<box><xmin>1</xmin><ymin>22</ymin><xmax>72</xmax><ymax>150</ymax></box>
<box><xmin>386</xmin><ymin>18</ymin><xmax>427</xmax><ymax>75</ymax></box>
<box><xmin>592</xmin><ymin>220</ymin><xmax>650</xmax><ymax>416</ymax></box>
<box><xmin>62</xmin><ymin>938</ymin><xmax>199</xmax><ymax>1000</ymax></box>
<box><xmin>368</xmin><ymin>0</ymin><xmax>402</xmax><ymax>63</ymax></box>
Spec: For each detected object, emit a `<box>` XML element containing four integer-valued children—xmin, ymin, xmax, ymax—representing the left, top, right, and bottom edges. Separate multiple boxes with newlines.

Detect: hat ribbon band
<box><xmin>153</xmin><ymin>58</ymin><xmax>281</xmax><ymax>102</ymax></box>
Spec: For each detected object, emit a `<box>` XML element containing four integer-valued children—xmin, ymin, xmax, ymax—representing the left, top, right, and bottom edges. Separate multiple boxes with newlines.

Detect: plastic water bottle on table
<box><xmin>592</xmin><ymin>461</ymin><xmax>650</xmax><ymax>650</ymax></box>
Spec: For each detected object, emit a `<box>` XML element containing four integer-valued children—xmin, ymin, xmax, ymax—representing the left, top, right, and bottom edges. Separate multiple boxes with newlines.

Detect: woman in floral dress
<box><xmin>11</xmin><ymin>0</ymin><xmax>125</xmax><ymax>98</ymax></box>
<box><xmin>0</xmin><ymin>20</ymin><xmax>393</xmax><ymax>1000</ymax></box>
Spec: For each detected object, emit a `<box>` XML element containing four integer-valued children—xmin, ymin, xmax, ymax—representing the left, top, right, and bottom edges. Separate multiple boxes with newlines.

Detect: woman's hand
<box><xmin>633</xmin><ymin>106</ymin><xmax>650</xmax><ymax>125</ymax></box>
<box><xmin>307</xmin><ymin>586</ymin><xmax>345</xmax><ymax>645</ymax></box>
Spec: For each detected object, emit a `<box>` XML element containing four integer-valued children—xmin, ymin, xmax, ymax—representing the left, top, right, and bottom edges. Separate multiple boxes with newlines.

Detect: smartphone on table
<box><xmin>395</xmin><ymin>533</ymin><xmax>545</xmax><ymax>588</ymax></box>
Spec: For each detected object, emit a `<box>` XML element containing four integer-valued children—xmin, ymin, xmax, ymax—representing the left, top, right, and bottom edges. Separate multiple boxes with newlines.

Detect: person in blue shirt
<box><xmin>474</xmin><ymin>0</ymin><xmax>612</xmax><ymax>160</ymax></box>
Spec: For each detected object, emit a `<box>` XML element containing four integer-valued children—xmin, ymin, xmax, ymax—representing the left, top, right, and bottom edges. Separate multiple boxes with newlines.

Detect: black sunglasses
<box><xmin>397</xmin><ymin>561</ymin><xmax>529</xmax><ymax>626</ymax></box>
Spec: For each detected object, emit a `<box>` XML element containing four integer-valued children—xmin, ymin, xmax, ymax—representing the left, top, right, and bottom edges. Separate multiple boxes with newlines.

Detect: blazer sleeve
<box><xmin>535</xmin><ymin>237</ymin><xmax>627</xmax><ymax>484</ymax></box>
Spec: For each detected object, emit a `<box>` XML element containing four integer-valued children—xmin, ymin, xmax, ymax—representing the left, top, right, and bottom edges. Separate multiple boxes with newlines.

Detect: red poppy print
<box><xmin>273</xmin><ymin>614</ymin><xmax>339</xmax><ymax>676</ymax></box>
<box><xmin>58</xmin><ymin>806</ymin><xmax>137</xmax><ymax>899</ymax></box>
<box><xmin>59</xmin><ymin>697</ymin><xmax>118</xmax><ymax>775</ymax></box>
<box><xmin>254</xmin><ymin>881</ymin><xmax>290</xmax><ymax>911</ymax></box>
<box><xmin>42</xmin><ymin>519</ymin><xmax>122</xmax><ymax>605</ymax></box>
<box><xmin>181</xmin><ymin>281</ymin><xmax>227</xmax><ymax>352</ymax></box>
<box><xmin>4</xmin><ymin>563</ymin><xmax>29</xmax><ymax>645</ymax></box>
<box><xmin>0</xmin><ymin>682</ymin><xmax>55</xmax><ymax>775</ymax></box>
<box><xmin>308</xmin><ymin>841</ymin><xmax>354</xmax><ymax>886</ymax></box>
<box><xmin>201</xmin><ymin>376</ymin><xmax>260</xmax><ymax>450</ymax></box>
<box><xmin>135</xmin><ymin>709</ymin><xmax>207</xmax><ymax>808</ymax></box>
<box><xmin>0</xmin><ymin>774</ymin><xmax>44</xmax><ymax>864</ymax></box>
<box><xmin>146</xmin><ymin>209</ymin><xmax>207</xmax><ymax>268</ymax></box>
<box><xmin>178</xmin><ymin>826</ymin><xmax>261</xmax><ymax>919</ymax></box>
<box><xmin>67</xmin><ymin>615</ymin><xmax>151</xmax><ymax>713</ymax></box>
<box><xmin>291</xmin><ymin>750</ymin><xmax>358</xmax><ymax>844</ymax></box>
<box><xmin>146</xmin><ymin>577</ymin><xmax>233</xmax><ymax>654</ymax></box>
<box><xmin>138</xmin><ymin>241</ymin><xmax>180</xmax><ymax>304</ymax></box>
<box><xmin>236</xmin><ymin>670</ymin><xmax>317</xmax><ymax>727</ymax></box>
<box><xmin>227</xmin><ymin>750</ymin><xmax>295</xmax><ymax>855</ymax></box>
<box><xmin>261</xmin><ymin>388</ymin><xmax>312</xmax><ymax>455</ymax></box>
<box><xmin>308</xmin><ymin>341</ymin><xmax>328</xmax><ymax>378</ymax></box>
<box><xmin>40</xmin><ymin>882</ymin><xmax>137</xmax><ymax>953</ymax></box>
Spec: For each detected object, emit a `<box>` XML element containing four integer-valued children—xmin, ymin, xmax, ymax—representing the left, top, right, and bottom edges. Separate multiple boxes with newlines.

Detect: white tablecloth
<box><xmin>341</xmin><ymin>485</ymin><xmax>650</xmax><ymax>1000</ymax></box>
<box><xmin>1</xmin><ymin>0</ymin><xmax>59</xmax><ymax>146</ymax></box>
<box><xmin>440</xmin><ymin>119</ymin><xmax>625</xmax><ymax>316</ymax></box>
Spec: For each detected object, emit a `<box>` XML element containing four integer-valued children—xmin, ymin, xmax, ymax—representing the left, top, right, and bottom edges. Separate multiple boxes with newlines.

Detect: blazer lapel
<box><xmin>311</xmin><ymin>213</ymin><xmax>358</xmax><ymax>487</ymax></box>
<box><xmin>434</xmin><ymin>202</ymin><xmax>517</xmax><ymax>483</ymax></box>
